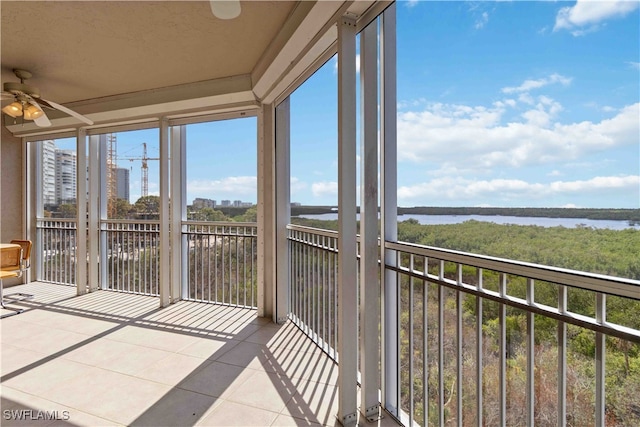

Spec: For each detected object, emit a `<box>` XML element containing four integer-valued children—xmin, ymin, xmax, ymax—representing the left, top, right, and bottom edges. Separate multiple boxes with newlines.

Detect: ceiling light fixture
<box><xmin>1</xmin><ymin>100</ymin><xmax>44</xmax><ymax>121</ymax></box>
<box><xmin>210</xmin><ymin>0</ymin><xmax>241</xmax><ymax>20</ymax></box>
<box><xmin>2</xmin><ymin>101</ymin><xmax>23</xmax><ymax>118</ymax></box>
<box><xmin>23</xmin><ymin>104</ymin><xmax>44</xmax><ymax>120</ymax></box>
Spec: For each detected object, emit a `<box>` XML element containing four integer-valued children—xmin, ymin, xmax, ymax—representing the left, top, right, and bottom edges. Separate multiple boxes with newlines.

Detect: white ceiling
<box><xmin>1</xmin><ymin>1</ymin><xmax>299</xmax><ymax>105</ymax></box>
<box><xmin>1</xmin><ymin>0</ymin><xmax>386</xmax><ymax>135</ymax></box>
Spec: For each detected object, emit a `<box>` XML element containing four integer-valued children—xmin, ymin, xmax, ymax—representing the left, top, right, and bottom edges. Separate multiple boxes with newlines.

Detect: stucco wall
<box><xmin>1</xmin><ymin>125</ymin><xmax>24</xmax><ymax>286</ymax></box>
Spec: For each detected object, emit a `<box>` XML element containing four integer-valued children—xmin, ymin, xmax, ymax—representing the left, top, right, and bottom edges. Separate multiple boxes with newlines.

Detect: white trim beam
<box><xmin>359</xmin><ymin>19</ymin><xmax>380</xmax><ymax>422</ymax></box>
<box><xmin>6</xmin><ymin>75</ymin><xmax>256</xmax><ymax>137</ymax></box>
<box><xmin>380</xmin><ymin>3</ymin><xmax>398</xmax><ymax>417</ymax></box>
<box><xmin>337</xmin><ymin>13</ymin><xmax>358</xmax><ymax>427</ymax></box>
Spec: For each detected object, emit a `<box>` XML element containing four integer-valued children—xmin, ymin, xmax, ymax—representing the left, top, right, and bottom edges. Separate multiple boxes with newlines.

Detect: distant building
<box><xmin>193</xmin><ymin>198</ymin><xmax>216</xmax><ymax>209</ymax></box>
<box><xmin>233</xmin><ymin>200</ymin><xmax>242</xmax><ymax>207</ymax></box>
<box><xmin>220</xmin><ymin>200</ymin><xmax>231</xmax><ymax>207</ymax></box>
<box><xmin>291</xmin><ymin>202</ymin><xmax>301</xmax><ymax>207</ymax></box>
<box><xmin>41</xmin><ymin>141</ymin><xmax>57</xmax><ymax>206</ymax></box>
<box><xmin>115</xmin><ymin>168</ymin><xmax>130</xmax><ymax>202</ymax></box>
<box><xmin>240</xmin><ymin>202</ymin><xmax>253</xmax><ymax>207</ymax></box>
<box><xmin>55</xmin><ymin>149</ymin><xmax>77</xmax><ymax>204</ymax></box>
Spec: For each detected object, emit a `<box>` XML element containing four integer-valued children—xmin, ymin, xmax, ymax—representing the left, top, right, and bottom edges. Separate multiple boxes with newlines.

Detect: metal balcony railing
<box><xmin>288</xmin><ymin>224</ymin><xmax>341</xmax><ymax>360</ymax></box>
<box><xmin>102</xmin><ymin>220</ymin><xmax>160</xmax><ymax>295</ymax></box>
<box><xmin>184</xmin><ymin>221</ymin><xmax>258</xmax><ymax>308</ymax></box>
<box><xmin>38</xmin><ymin>219</ymin><xmax>258</xmax><ymax>306</ymax></box>
<box><xmin>36</xmin><ymin>218</ymin><xmax>77</xmax><ymax>286</ymax></box>
<box><xmin>287</xmin><ymin>224</ymin><xmax>640</xmax><ymax>427</ymax></box>
<box><xmin>385</xmin><ymin>241</ymin><xmax>640</xmax><ymax>427</ymax></box>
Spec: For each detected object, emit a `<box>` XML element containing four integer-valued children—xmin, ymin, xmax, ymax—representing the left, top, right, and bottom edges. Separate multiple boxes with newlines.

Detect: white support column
<box><xmin>76</xmin><ymin>128</ymin><xmax>87</xmax><ymax>295</ymax></box>
<box><xmin>274</xmin><ymin>99</ymin><xmax>291</xmax><ymax>324</ymax></box>
<box><xmin>257</xmin><ymin>104</ymin><xmax>274</xmax><ymax>318</ymax></box>
<box><xmin>24</xmin><ymin>139</ymin><xmax>34</xmax><ymax>283</ymax></box>
<box><xmin>90</xmin><ymin>134</ymin><xmax>102</xmax><ymax>291</ymax></box>
<box><xmin>380</xmin><ymin>3</ymin><xmax>398</xmax><ymax>416</ymax></box>
<box><xmin>359</xmin><ymin>19</ymin><xmax>381</xmax><ymax>422</ymax></box>
<box><xmin>337</xmin><ymin>13</ymin><xmax>358</xmax><ymax>427</ymax></box>
<box><xmin>159</xmin><ymin>118</ymin><xmax>171</xmax><ymax>307</ymax></box>
<box><xmin>29</xmin><ymin>141</ymin><xmax>41</xmax><ymax>280</ymax></box>
<box><xmin>170</xmin><ymin>125</ymin><xmax>185</xmax><ymax>302</ymax></box>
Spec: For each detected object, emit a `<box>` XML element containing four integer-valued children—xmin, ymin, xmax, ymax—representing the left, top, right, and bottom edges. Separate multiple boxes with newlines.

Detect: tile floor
<box><xmin>1</xmin><ymin>282</ymin><xmax>401</xmax><ymax>427</ymax></box>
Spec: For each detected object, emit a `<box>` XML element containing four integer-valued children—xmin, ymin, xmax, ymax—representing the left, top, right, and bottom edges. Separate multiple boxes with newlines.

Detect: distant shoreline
<box><xmin>290</xmin><ymin>206</ymin><xmax>640</xmax><ymax>224</ymax></box>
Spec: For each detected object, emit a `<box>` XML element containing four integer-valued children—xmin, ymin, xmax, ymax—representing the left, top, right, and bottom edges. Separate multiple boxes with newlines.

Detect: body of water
<box><xmin>296</xmin><ymin>213</ymin><xmax>639</xmax><ymax>230</ymax></box>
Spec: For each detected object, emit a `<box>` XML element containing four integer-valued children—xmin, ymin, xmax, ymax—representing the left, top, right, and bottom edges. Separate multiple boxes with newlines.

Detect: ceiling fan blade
<box><xmin>40</xmin><ymin>98</ymin><xmax>94</xmax><ymax>125</ymax></box>
<box><xmin>210</xmin><ymin>0</ymin><xmax>241</xmax><ymax>19</ymax></box>
<box><xmin>28</xmin><ymin>100</ymin><xmax>52</xmax><ymax>127</ymax></box>
<box><xmin>1</xmin><ymin>92</ymin><xmax>15</xmax><ymax>100</ymax></box>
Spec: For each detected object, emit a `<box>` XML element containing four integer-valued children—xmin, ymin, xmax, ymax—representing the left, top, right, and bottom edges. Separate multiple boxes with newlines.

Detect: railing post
<box><xmin>337</xmin><ymin>12</ymin><xmax>358</xmax><ymax>427</ymax></box>
<box><xmin>170</xmin><ymin>125</ymin><xmax>185</xmax><ymax>302</ymax></box>
<box><xmin>89</xmin><ymin>134</ymin><xmax>101</xmax><ymax>291</ymax></box>
<box><xmin>159</xmin><ymin>117</ymin><xmax>170</xmax><ymax>307</ymax></box>
<box><xmin>380</xmin><ymin>2</ymin><xmax>398</xmax><ymax>418</ymax></box>
<box><xmin>359</xmin><ymin>18</ymin><xmax>381</xmax><ymax>422</ymax></box>
<box><xmin>558</xmin><ymin>285</ymin><xmax>567</xmax><ymax>426</ymax></box>
<box><xmin>76</xmin><ymin>128</ymin><xmax>87</xmax><ymax>294</ymax></box>
<box><xmin>595</xmin><ymin>293</ymin><xmax>606</xmax><ymax>427</ymax></box>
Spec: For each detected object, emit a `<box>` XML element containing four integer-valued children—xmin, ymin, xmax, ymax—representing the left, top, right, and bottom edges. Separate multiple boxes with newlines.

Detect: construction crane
<box><xmin>116</xmin><ymin>142</ymin><xmax>159</xmax><ymax>198</ymax></box>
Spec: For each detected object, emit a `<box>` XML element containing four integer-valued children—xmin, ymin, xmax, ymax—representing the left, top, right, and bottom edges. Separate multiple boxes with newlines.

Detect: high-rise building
<box><xmin>55</xmin><ymin>150</ymin><xmax>77</xmax><ymax>205</ymax></box>
<box><xmin>115</xmin><ymin>167</ymin><xmax>130</xmax><ymax>202</ymax></box>
<box><xmin>41</xmin><ymin>141</ymin><xmax>57</xmax><ymax>206</ymax></box>
<box><xmin>192</xmin><ymin>198</ymin><xmax>216</xmax><ymax>209</ymax></box>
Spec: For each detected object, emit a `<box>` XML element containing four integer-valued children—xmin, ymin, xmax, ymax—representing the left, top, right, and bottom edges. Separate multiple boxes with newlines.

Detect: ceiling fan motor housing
<box><xmin>3</xmin><ymin>82</ymin><xmax>41</xmax><ymax>98</ymax></box>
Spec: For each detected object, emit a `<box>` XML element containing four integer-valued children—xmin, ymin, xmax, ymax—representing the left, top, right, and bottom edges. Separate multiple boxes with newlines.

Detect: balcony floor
<box><xmin>1</xmin><ymin>282</ymin><xmax>398</xmax><ymax>427</ymax></box>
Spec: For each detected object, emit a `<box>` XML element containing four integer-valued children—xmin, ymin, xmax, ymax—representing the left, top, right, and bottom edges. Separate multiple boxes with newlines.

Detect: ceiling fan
<box><xmin>1</xmin><ymin>68</ymin><xmax>93</xmax><ymax>127</ymax></box>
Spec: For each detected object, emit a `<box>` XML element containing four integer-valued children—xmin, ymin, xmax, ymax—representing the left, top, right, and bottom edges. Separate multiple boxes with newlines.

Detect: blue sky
<box><xmin>57</xmin><ymin>1</ymin><xmax>639</xmax><ymax>209</ymax></box>
<box><xmin>290</xmin><ymin>0</ymin><xmax>639</xmax><ymax>208</ymax></box>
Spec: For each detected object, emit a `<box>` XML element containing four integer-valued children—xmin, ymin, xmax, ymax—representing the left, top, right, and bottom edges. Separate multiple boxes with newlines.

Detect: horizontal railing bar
<box><xmin>386</xmin><ymin>241</ymin><xmax>640</xmax><ymax>300</ymax></box>
<box><xmin>288</xmin><ymin>236</ymin><xmax>338</xmax><ymax>253</ymax></box>
<box><xmin>185</xmin><ymin>299</ymin><xmax>258</xmax><ymax>310</ymax></box>
<box><xmin>183</xmin><ymin>220</ymin><xmax>258</xmax><ymax>228</ymax></box>
<box><xmin>101</xmin><ymin>219</ymin><xmax>161</xmax><ymax>225</ymax></box>
<box><xmin>287</xmin><ymin>224</ymin><xmax>339</xmax><ymax>239</ymax></box>
<box><xmin>386</xmin><ymin>263</ymin><xmax>640</xmax><ymax>343</ymax></box>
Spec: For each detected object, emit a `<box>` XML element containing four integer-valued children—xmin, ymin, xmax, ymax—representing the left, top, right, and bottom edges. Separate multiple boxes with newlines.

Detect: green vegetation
<box><xmin>291</xmin><ymin>216</ymin><xmax>640</xmax><ymax>425</ymax></box>
<box><xmin>290</xmin><ymin>206</ymin><xmax>640</xmax><ymax>223</ymax></box>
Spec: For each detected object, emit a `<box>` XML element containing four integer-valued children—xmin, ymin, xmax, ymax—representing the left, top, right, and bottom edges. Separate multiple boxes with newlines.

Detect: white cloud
<box><xmin>627</xmin><ymin>61</ymin><xmax>640</xmax><ymax>70</ymax></box>
<box><xmin>290</xmin><ymin>176</ymin><xmax>308</xmax><ymax>194</ymax></box>
<box><xmin>502</xmin><ymin>73</ymin><xmax>572</xmax><ymax>94</ymax></box>
<box><xmin>397</xmin><ymin>175</ymin><xmax>640</xmax><ymax>205</ymax></box>
<box><xmin>187</xmin><ymin>176</ymin><xmax>256</xmax><ymax>197</ymax></box>
<box><xmin>550</xmin><ymin>175</ymin><xmax>639</xmax><ymax>192</ymax></box>
<box><xmin>397</xmin><ymin>100</ymin><xmax>639</xmax><ymax>169</ymax></box>
<box><xmin>406</xmin><ymin>0</ymin><xmax>419</xmax><ymax>8</ymax></box>
<box><xmin>311</xmin><ymin>181</ymin><xmax>338</xmax><ymax>199</ymax></box>
<box><xmin>554</xmin><ymin>0</ymin><xmax>639</xmax><ymax>34</ymax></box>
<box><xmin>475</xmin><ymin>12</ymin><xmax>489</xmax><ymax>30</ymax></box>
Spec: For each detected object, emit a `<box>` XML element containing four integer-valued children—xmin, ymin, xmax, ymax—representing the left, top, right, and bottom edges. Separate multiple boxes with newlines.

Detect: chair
<box><xmin>3</xmin><ymin>240</ymin><xmax>34</xmax><ymax>299</ymax></box>
<box><xmin>1</xmin><ymin>245</ymin><xmax>24</xmax><ymax>317</ymax></box>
